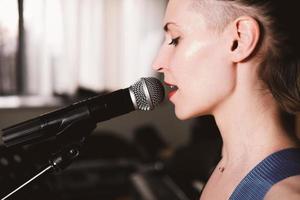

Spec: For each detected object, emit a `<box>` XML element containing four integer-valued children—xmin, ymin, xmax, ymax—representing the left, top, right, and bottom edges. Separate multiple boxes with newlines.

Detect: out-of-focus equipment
<box><xmin>0</xmin><ymin>77</ymin><xmax>164</xmax><ymax>200</ymax></box>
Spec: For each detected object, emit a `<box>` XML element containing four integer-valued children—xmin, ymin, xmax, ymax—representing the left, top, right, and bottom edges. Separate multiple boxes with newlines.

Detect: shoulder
<box><xmin>264</xmin><ymin>175</ymin><xmax>300</xmax><ymax>200</ymax></box>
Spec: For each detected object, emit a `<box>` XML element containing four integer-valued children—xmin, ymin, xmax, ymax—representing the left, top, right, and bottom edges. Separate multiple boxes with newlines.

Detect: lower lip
<box><xmin>168</xmin><ymin>90</ymin><xmax>177</xmax><ymax>99</ymax></box>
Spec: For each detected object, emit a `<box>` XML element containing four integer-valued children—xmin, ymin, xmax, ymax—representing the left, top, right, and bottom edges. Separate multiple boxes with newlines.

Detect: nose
<box><xmin>152</xmin><ymin>45</ymin><xmax>170</xmax><ymax>72</ymax></box>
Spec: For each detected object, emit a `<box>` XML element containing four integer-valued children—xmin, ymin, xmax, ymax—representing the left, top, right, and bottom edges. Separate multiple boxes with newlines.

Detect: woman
<box><xmin>152</xmin><ymin>0</ymin><xmax>300</xmax><ymax>199</ymax></box>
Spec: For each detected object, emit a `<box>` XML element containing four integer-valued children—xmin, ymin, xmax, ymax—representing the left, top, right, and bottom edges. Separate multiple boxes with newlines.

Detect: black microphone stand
<box><xmin>1</xmin><ymin>119</ymin><xmax>97</xmax><ymax>200</ymax></box>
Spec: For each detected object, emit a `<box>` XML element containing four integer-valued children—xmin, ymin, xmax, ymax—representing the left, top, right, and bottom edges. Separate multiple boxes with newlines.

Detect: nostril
<box><xmin>153</xmin><ymin>66</ymin><xmax>163</xmax><ymax>72</ymax></box>
<box><xmin>157</xmin><ymin>67</ymin><xmax>163</xmax><ymax>71</ymax></box>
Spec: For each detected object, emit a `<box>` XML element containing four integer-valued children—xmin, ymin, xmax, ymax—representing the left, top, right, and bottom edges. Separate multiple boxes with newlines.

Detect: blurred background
<box><xmin>0</xmin><ymin>0</ymin><xmax>299</xmax><ymax>200</ymax></box>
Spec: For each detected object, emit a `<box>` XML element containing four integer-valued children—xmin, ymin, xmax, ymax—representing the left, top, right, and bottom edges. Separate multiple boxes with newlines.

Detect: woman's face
<box><xmin>152</xmin><ymin>0</ymin><xmax>236</xmax><ymax>120</ymax></box>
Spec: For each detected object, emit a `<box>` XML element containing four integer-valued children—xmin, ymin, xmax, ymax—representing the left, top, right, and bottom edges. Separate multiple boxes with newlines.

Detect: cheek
<box><xmin>171</xmin><ymin>41</ymin><xmax>236</xmax><ymax>117</ymax></box>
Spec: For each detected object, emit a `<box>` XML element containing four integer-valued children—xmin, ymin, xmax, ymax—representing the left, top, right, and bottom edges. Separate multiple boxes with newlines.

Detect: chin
<box><xmin>175</xmin><ymin>106</ymin><xmax>211</xmax><ymax>120</ymax></box>
<box><xmin>175</xmin><ymin>114</ymin><xmax>190</xmax><ymax>121</ymax></box>
<box><xmin>174</xmin><ymin>108</ymin><xmax>197</xmax><ymax>121</ymax></box>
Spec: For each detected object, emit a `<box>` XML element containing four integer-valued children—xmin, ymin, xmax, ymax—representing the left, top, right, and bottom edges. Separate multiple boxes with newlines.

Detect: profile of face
<box><xmin>152</xmin><ymin>0</ymin><xmax>237</xmax><ymax>120</ymax></box>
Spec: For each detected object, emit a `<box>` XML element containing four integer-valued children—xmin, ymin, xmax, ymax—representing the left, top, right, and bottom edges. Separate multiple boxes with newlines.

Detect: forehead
<box><xmin>164</xmin><ymin>0</ymin><xmax>207</xmax><ymax>31</ymax></box>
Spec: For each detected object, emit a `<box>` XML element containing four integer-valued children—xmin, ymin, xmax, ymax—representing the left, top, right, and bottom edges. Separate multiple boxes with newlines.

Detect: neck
<box><xmin>212</xmin><ymin>66</ymin><xmax>297</xmax><ymax>170</ymax></box>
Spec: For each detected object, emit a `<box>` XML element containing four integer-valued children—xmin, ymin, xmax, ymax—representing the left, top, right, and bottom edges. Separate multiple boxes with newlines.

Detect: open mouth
<box><xmin>164</xmin><ymin>82</ymin><xmax>178</xmax><ymax>99</ymax></box>
<box><xmin>168</xmin><ymin>84</ymin><xmax>178</xmax><ymax>91</ymax></box>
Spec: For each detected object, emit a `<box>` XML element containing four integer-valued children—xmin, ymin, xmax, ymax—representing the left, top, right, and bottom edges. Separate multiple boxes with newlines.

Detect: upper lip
<box><xmin>164</xmin><ymin>81</ymin><xmax>176</xmax><ymax>87</ymax></box>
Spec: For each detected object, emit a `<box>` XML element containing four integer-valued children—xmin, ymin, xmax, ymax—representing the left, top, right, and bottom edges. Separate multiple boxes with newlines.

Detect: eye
<box><xmin>168</xmin><ymin>37</ymin><xmax>180</xmax><ymax>46</ymax></box>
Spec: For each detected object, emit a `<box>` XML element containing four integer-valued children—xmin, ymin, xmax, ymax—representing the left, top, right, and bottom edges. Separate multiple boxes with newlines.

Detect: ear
<box><xmin>229</xmin><ymin>16</ymin><xmax>260</xmax><ymax>62</ymax></box>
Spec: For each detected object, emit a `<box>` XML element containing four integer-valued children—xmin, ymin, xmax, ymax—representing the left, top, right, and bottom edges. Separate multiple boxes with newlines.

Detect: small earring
<box><xmin>231</xmin><ymin>40</ymin><xmax>238</xmax><ymax>51</ymax></box>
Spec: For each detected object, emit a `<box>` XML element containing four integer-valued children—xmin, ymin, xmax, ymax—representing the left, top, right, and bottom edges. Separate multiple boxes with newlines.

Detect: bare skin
<box><xmin>265</xmin><ymin>176</ymin><xmax>300</xmax><ymax>200</ymax></box>
<box><xmin>152</xmin><ymin>0</ymin><xmax>300</xmax><ymax>199</ymax></box>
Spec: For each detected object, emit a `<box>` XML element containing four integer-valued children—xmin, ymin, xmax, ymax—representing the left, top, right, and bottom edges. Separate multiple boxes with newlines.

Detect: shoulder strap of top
<box><xmin>229</xmin><ymin>148</ymin><xmax>300</xmax><ymax>200</ymax></box>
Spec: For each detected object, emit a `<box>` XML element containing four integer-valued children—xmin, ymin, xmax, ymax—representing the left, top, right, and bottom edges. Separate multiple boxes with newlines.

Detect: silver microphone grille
<box><xmin>129</xmin><ymin>77</ymin><xmax>165</xmax><ymax>111</ymax></box>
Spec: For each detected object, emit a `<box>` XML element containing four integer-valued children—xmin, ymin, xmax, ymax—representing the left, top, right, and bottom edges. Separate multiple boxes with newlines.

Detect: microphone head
<box><xmin>129</xmin><ymin>77</ymin><xmax>165</xmax><ymax>111</ymax></box>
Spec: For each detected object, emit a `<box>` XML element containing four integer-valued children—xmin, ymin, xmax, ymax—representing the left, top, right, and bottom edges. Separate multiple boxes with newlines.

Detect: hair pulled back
<box><xmin>229</xmin><ymin>0</ymin><xmax>300</xmax><ymax>114</ymax></box>
<box><xmin>196</xmin><ymin>0</ymin><xmax>300</xmax><ymax>114</ymax></box>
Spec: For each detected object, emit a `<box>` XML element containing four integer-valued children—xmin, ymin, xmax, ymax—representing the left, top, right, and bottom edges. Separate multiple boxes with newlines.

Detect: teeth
<box><xmin>165</xmin><ymin>82</ymin><xmax>178</xmax><ymax>90</ymax></box>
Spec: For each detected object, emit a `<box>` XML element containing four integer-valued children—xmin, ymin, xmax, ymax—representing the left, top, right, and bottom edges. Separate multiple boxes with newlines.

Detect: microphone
<box><xmin>1</xmin><ymin>77</ymin><xmax>165</xmax><ymax>147</ymax></box>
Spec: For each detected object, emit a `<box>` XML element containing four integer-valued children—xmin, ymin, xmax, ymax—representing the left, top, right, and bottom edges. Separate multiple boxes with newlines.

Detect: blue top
<box><xmin>229</xmin><ymin>148</ymin><xmax>300</xmax><ymax>200</ymax></box>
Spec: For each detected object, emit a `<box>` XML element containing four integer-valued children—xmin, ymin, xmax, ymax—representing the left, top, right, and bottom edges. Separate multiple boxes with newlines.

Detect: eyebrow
<box><xmin>163</xmin><ymin>22</ymin><xmax>177</xmax><ymax>32</ymax></box>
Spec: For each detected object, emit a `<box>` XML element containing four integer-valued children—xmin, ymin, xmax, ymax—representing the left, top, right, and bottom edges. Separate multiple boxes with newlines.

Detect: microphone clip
<box><xmin>1</xmin><ymin>119</ymin><xmax>97</xmax><ymax>200</ymax></box>
<box><xmin>49</xmin><ymin>119</ymin><xmax>97</xmax><ymax>172</ymax></box>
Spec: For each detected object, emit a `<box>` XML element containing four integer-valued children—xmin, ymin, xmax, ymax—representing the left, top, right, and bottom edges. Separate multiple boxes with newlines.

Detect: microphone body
<box><xmin>1</xmin><ymin>77</ymin><xmax>165</xmax><ymax>147</ymax></box>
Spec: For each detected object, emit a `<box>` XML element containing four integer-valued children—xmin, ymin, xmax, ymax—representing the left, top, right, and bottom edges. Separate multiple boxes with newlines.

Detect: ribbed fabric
<box><xmin>229</xmin><ymin>148</ymin><xmax>300</xmax><ymax>200</ymax></box>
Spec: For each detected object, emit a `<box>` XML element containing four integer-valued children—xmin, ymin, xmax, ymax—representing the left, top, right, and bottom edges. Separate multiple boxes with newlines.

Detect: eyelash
<box><xmin>168</xmin><ymin>37</ymin><xmax>180</xmax><ymax>46</ymax></box>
